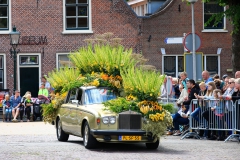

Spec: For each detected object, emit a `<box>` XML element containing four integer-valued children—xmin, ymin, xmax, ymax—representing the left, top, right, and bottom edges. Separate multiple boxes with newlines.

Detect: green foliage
<box><xmin>162</xmin><ymin>103</ymin><xmax>175</xmax><ymax>114</ymax></box>
<box><xmin>41</xmin><ymin>103</ymin><xmax>57</xmax><ymax>124</ymax></box>
<box><xmin>121</xmin><ymin>67</ymin><xmax>165</xmax><ymax>101</ymax></box>
<box><xmin>69</xmin><ymin>44</ymin><xmax>139</xmax><ymax>76</ymax></box>
<box><xmin>103</xmin><ymin>97</ymin><xmax>140</xmax><ymax>113</ymax></box>
<box><xmin>47</xmin><ymin>67</ymin><xmax>80</xmax><ymax>93</ymax></box>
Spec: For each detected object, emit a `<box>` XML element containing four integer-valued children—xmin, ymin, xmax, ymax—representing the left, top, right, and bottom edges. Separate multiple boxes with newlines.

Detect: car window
<box><xmin>84</xmin><ymin>88</ymin><xmax>116</xmax><ymax>105</ymax></box>
<box><xmin>67</xmin><ymin>88</ymin><xmax>77</xmax><ymax>103</ymax></box>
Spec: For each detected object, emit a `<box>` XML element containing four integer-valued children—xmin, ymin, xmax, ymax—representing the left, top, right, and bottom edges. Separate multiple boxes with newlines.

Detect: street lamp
<box><xmin>9</xmin><ymin>26</ymin><xmax>21</xmax><ymax>92</ymax></box>
<box><xmin>187</xmin><ymin>0</ymin><xmax>198</xmax><ymax>81</ymax></box>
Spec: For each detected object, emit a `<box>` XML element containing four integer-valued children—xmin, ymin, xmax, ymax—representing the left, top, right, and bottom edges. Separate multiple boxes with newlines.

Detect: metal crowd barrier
<box><xmin>226</xmin><ymin>100</ymin><xmax>240</xmax><ymax>142</ymax></box>
<box><xmin>181</xmin><ymin>99</ymin><xmax>240</xmax><ymax>142</ymax></box>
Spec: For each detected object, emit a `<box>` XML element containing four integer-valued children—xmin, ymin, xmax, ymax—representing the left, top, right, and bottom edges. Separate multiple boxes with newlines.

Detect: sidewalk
<box><xmin>0</xmin><ymin>121</ymin><xmax>55</xmax><ymax>135</ymax></box>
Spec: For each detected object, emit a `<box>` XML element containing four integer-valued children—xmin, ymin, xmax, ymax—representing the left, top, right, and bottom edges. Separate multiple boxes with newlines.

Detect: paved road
<box><xmin>0</xmin><ymin>122</ymin><xmax>239</xmax><ymax>160</ymax></box>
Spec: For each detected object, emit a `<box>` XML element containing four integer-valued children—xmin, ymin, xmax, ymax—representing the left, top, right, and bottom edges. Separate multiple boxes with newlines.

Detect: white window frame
<box><xmin>202</xmin><ymin>1</ymin><xmax>228</xmax><ymax>33</ymax></box>
<box><xmin>62</xmin><ymin>0</ymin><xmax>93</xmax><ymax>34</ymax></box>
<box><xmin>204</xmin><ymin>54</ymin><xmax>220</xmax><ymax>76</ymax></box>
<box><xmin>0</xmin><ymin>0</ymin><xmax>12</xmax><ymax>34</ymax></box>
<box><xmin>0</xmin><ymin>54</ymin><xmax>7</xmax><ymax>89</ymax></box>
<box><xmin>162</xmin><ymin>55</ymin><xmax>184</xmax><ymax>78</ymax></box>
<box><xmin>17</xmin><ymin>53</ymin><xmax>42</xmax><ymax>91</ymax></box>
<box><xmin>56</xmin><ymin>53</ymin><xmax>72</xmax><ymax>69</ymax></box>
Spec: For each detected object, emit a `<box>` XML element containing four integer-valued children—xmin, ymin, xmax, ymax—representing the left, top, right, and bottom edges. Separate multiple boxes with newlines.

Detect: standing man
<box><xmin>11</xmin><ymin>90</ymin><xmax>22</xmax><ymax>122</ymax></box>
<box><xmin>235</xmin><ymin>71</ymin><xmax>240</xmax><ymax>78</ymax></box>
<box><xmin>202</xmin><ymin>70</ymin><xmax>213</xmax><ymax>85</ymax></box>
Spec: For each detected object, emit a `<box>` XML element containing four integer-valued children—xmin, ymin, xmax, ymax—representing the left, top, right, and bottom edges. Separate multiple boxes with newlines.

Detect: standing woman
<box><xmin>200</xmin><ymin>82</ymin><xmax>217</xmax><ymax>139</ymax></box>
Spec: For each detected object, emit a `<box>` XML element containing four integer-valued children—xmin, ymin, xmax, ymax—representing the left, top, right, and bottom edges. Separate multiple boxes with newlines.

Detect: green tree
<box><xmin>184</xmin><ymin>0</ymin><xmax>240</xmax><ymax>73</ymax></box>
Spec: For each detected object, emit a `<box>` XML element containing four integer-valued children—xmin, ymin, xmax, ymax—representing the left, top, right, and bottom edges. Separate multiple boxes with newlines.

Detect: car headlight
<box><xmin>102</xmin><ymin>117</ymin><xmax>109</xmax><ymax>124</ymax></box>
<box><xmin>109</xmin><ymin>117</ymin><xmax>116</xmax><ymax>124</ymax></box>
<box><xmin>102</xmin><ymin>116</ymin><xmax>116</xmax><ymax>124</ymax></box>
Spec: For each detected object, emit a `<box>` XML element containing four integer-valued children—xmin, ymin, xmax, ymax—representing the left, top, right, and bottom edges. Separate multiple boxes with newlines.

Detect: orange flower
<box><xmin>101</xmin><ymin>74</ymin><xmax>109</xmax><ymax>80</ymax></box>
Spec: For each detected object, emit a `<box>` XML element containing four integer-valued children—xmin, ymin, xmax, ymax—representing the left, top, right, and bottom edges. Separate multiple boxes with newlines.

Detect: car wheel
<box><xmin>146</xmin><ymin>139</ymin><xmax>159</xmax><ymax>150</ymax></box>
<box><xmin>83</xmin><ymin>122</ymin><xmax>97</xmax><ymax>149</ymax></box>
<box><xmin>56</xmin><ymin>118</ymin><xmax>69</xmax><ymax>141</ymax></box>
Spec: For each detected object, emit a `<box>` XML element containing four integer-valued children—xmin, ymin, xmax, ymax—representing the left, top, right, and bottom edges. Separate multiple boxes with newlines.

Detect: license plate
<box><xmin>119</xmin><ymin>136</ymin><xmax>141</xmax><ymax>141</ymax></box>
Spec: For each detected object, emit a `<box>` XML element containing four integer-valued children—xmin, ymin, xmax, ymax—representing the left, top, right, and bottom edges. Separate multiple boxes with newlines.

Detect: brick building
<box><xmin>0</xmin><ymin>0</ymin><xmax>233</xmax><ymax>96</ymax></box>
<box><xmin>0</xmin><ymin>0</ymin><xmax>142</xmax><ymax>96</ymax></box>
<box><xmin>141</xmin><ymin>0</ymin><xmax>232</xmax><ymax>80</ymax></box>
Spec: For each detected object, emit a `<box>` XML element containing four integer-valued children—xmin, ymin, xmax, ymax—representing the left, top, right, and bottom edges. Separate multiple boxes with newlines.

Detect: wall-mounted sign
<box><xmin>19</xmin><ymin>36</ymin><xmax>48</xmax><ymax>45</ymax></box>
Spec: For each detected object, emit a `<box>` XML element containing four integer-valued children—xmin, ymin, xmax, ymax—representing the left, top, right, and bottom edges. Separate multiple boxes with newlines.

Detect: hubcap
<box><xmin>57</xmin><ymin>120</ymin><xmax>61</xmax><ymax>138</ymax></box>
<box><xmin>84</xmin><ymin>125</ymin><xmax>89</xmax><ymax>146</ymax></box>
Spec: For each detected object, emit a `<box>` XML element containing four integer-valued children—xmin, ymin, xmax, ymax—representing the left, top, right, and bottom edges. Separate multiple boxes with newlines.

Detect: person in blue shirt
<box><xmin>11</xmin><ymin>90</ymin><xmax>22</xmax><ymax>122</ymax></box>
<box><xmin>202</xmin><ymin>70</ymin><xmax>213</xmax><ymax>85</ymax></box>
<box><xmin>180</xmin><ymin>72</ymin><xmax>189</xmax><ymax>91</ymax></box>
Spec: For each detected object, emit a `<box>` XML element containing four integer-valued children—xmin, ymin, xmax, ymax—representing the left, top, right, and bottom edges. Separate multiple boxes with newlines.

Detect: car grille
<box><xmin>118</xmin><ymin>111</ymin><xmax>142</xmax><ymax>129</ymax></box>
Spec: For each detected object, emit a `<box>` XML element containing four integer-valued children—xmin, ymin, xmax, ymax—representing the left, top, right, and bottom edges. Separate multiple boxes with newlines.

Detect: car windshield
<box><xmin>84</xmin><ymin>88</ymin><xmax>117</xmax><ymax>105</ymax></box>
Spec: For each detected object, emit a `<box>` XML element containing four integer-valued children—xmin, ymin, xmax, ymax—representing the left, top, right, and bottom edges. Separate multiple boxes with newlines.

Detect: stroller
<box><xmin>32</xmin><ymin>95</ymin><xmax>50</xmax><ymax>121</ymax></box>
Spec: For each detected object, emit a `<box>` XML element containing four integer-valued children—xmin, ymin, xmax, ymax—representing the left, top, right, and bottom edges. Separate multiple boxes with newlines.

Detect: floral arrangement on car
<box><xmin>103</xmin><ymin>67</ymin><xmax>173</xmax><ymax>137</ymax></box>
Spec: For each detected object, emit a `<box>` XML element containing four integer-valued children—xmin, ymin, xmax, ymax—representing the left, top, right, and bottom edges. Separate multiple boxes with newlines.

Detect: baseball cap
<box><xmin>222</xmin><ymin>74</ymin><xmax>228</xmax><ymax>80</ymax></box>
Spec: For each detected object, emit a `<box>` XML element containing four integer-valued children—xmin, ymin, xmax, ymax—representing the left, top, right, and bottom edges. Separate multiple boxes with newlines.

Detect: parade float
<box><xmin>42</xmin><ymin>33</ymin><xmax>173</xmax><ymax>149</ymax></box>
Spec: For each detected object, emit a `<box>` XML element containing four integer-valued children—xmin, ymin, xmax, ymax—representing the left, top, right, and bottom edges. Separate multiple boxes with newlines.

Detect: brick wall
<box><xmin>0</xmin><ymin>0</ymin><xmax>142</xmax><ymax>91</ymax></box>
<box><xmin>141</xmin><ymin>0</ymin><xmax>233</xmax><ymax>77</ymax></box>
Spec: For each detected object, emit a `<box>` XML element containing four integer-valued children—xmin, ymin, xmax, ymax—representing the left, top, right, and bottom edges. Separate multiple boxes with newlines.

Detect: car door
<box><xmin>62</xmin><ymin>88</ymin><xmax>77</xmax><ymax>133</ymax></box>
<box><xmin>72</xmin><ymin>88</ymin><xmax>84</xmax><ymax>136</ymax></box>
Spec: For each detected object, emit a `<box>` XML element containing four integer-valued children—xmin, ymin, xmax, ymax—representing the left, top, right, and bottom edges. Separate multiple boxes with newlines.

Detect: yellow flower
<box><xmin>92</xmin><ymin>79</ymin><xmax>100</xmax><ymax>86</ymax></box>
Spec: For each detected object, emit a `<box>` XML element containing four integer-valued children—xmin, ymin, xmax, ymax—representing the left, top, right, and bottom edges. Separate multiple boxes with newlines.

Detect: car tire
<box><xmin>83</xmin><ymin>122</ymin><xmax>98</xmax><ymax>149</ymax></box>
<box><xmin>146</xmin><ymin>139</ymin><xmax>159</xmax><ymax>150</ymax></box>
<box><xmin>56</xmin><ymin>118</ymin><xmax>69</xmax><ymax>141</ymax></box>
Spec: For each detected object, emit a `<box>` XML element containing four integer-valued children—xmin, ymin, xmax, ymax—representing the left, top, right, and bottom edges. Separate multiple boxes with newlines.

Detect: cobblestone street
<box><xmin>0</xmin><ymin>122</ymin><xmax>239</xmax><ymax>160</ymax></box>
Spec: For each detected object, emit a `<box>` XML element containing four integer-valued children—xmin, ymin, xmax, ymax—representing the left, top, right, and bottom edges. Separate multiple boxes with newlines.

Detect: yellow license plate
<box><xmin>119</xmin><ymin>136</ymin><xmax>141</xmax><ymax>141</ymax></box>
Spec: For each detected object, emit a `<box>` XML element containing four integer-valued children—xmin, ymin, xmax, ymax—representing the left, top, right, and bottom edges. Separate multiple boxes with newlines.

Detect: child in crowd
<box><xmin>172</xmin><ymin>78</ymin><xmax>180</xmax><ymax>99</ymax></box>
<box><xmin>211</xmin><ymin>89</ymin><xmax>225</xmax><ymax>140</ymax></box>
<box><xmin>3</xmin><ymin>94</ymin><xmax>12</xmax><ymax>122</ymax></box>
<box><xmin>24</xmin><ymin>93</ymin><xmax>33</xmax><ymax>122</ymax></box>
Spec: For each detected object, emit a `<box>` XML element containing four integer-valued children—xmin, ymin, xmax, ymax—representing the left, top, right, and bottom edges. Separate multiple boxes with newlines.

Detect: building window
<box><xmin>0</xmin><ymin>55</ymin><xmax>4</xmax><ymax>89</ymax></box>
<box><xmin>57</xmin><ymin>53</ymin><xmax>74</xmax><ymax>69</ymax></box>
<box><xmin>20</xmin><ymin>56</ymin><xmax>39</xmax><ymax>65</ymax></box>
<box><xmin>63</xmin><ymin>0</ymin><xmax>92</xmax><ymax>34</ymax></box>
<box><xmin>204</xmin><ymin>55</ymin><xmax>220</xmax><ymax>76</ymax></box>
<box><xmin>0</xmin><ymin>0</ymin><xmax>9</xmax><ymax>31</ymax></box>
<box><xmin>203</xmin><ymin>0</ymin><xmax>225</xmax><ymax>30</ymax></box>
<box><xmin>163</xmin><ymin>56</ymin><xmax>184</xmax><ymax>77</ymax></box>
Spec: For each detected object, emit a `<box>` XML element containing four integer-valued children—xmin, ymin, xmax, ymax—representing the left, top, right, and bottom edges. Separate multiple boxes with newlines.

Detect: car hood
<box><xmin>84</xmin><ymin>104</ymin><xmax>117</xmax><ymax>117</ymax></box>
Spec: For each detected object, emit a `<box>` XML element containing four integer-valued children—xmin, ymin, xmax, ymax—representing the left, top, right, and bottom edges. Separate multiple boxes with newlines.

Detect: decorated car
<box><xmin>42</xmin><ymin>34</ymin><xmax>173</xmax><ymax>150</ymax></box>
<box><xmin>55</xmin><ymin>86</ymin><xmax>161</xmax><ymax>149</ymax></box>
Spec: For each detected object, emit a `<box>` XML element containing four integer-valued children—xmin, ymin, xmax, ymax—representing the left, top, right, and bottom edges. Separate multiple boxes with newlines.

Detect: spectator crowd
<box><xmin>163</xmin><ymin>70</ymin><xmax>240</xmax><ymax>141</ymax></box>
<box><xmin>1</xmin><ymin>75</ymin><xmax>52</xmax><ymax>122</ymax></box>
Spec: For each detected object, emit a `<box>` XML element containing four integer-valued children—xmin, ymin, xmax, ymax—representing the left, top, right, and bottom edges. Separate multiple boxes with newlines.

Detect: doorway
<box><xmin>20</xmin><ymin>68</ymin><xmax>39</xmax><ymax>97</ymax></box>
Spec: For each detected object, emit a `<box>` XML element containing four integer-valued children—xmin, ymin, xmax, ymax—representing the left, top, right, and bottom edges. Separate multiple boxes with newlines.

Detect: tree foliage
<box><xmin>205</xmin><ymin>0</ymin><xmax>240</xmax><ymax>34</ymax></box>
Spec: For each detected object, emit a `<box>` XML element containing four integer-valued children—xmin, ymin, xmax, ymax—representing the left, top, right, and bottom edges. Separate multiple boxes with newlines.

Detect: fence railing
<box><xmin>179</xmin><ymin>99</ymin><xmax>240</xmax><ymax>142</ymax></box>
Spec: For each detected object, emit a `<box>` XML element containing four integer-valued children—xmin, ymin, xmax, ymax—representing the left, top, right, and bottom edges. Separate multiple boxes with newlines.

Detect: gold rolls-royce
<box><xmin>54</xmin><ymin>86</ymin><xmax>159</xmax><ymax>149</ymax></box>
